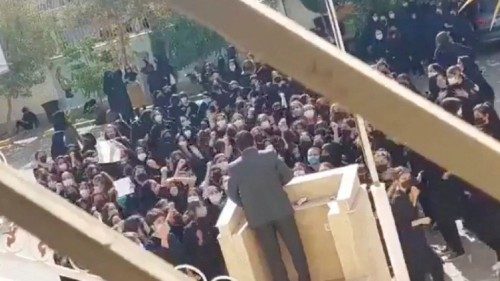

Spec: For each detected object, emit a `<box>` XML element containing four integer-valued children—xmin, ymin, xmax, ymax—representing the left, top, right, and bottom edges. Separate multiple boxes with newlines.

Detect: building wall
<box><xmin>281</xmin><ymin>0</ymin><xmax>321</xmax><ymax>30</ymax></box>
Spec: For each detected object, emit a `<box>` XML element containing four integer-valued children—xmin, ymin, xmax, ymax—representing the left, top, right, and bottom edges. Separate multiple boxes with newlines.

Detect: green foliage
<box><xmin>150</xmin><ymin>15</ymin><xmax>227</xmax><ymax>69</ymax></box>
<box><xmin>62</xmin><ymin>40</ymin><xmax>113</xmax><ymax>99</ymax></box>
<box><xmin>0</xmin><ymin>1</ymin><xmax>56</xmax><ymax>99</ymax></box>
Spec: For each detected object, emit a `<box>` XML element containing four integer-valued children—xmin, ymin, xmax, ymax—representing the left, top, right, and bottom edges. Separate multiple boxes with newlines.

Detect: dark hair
<box><xmin>235</xmin><ymin>130</ymin><xmax>255</xmax><ymax>151</ymax></box>
<box><xmin>145</xmin><ymin>208</ymin><xmax>165</xmax><ymax>226</ymax></box>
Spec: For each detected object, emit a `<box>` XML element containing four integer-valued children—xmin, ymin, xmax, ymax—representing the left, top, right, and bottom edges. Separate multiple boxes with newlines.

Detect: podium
<box><xmin>216</xmin><ymin>165</ymin><xmax>392</xmax><ymax>281</ymax></box>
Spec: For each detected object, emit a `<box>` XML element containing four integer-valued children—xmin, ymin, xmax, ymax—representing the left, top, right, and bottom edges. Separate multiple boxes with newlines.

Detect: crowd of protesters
<box><xmin>28</xmin><ymin>1</ymin><xmax>500</xmax><ymax>280</ymax></box>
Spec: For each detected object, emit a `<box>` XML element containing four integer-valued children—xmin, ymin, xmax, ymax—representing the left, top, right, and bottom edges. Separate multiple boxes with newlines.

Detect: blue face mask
<box><xmin>308</xmin><ymin>155</ymin><xmax>320</xmax><ymax>166</ymax></box>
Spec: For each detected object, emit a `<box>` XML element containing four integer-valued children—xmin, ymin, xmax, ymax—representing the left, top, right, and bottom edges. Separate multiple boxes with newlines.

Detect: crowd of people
<box><xmin>27</xmin><ymin>2</ymin><xmax>500</xmax><ymax>280</ymax></box>
<box><xmin>358</xmin><ymin>0</ymin><xmax>478</xmax><ymax>74</ymax></box>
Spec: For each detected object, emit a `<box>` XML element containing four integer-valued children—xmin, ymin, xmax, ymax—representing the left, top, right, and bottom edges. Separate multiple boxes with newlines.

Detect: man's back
<box><xmin>227</xmin><ymin>148</ymin><xmax>294</xmax><ymax>227</ymax></box>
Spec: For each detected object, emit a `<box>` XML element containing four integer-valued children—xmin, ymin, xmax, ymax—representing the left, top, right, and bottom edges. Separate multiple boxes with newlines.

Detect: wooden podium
<box><xmin>216</xmin><ymin>165</ymin><xmax>392</xmax><ymax>281</ymax></box>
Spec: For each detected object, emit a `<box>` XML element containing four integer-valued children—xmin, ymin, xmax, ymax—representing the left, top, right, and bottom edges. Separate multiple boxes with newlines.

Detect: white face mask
<box><xmin>180</xmin><ymin>97</ymin><xmax>188</xmax><ymax>105</ymax></box>
<box><xmin>184</xmin><ymin>130</ymin><xmax>192</xmax><ymax>139</ymax></box>
<box><xmin>372</xmin><ymin>15</ymin><xmax>379</xmax><ymax>22</ymax></box>
<box><xmin>389</xmin><ymin>12</ymin><xmax>395</xmax><ymax>19</ymax></box>
<box><xmin>80</xmin><ymin>189</ymin><xmax>90</xmax><ymax>198</ymax></box>
<box><xmin>229</xmin><ymin>64</ymin><xmax>236</xmax><ymax>71</ymax></box>
<box><xmin>304</xmin><ymin>110</ymin><xmax>315</xmax><ymax>119</ymax></box>
<box><xmin>217</xmin><ymin>120</ymin><xmax>227</xmax><ymax>128</ymax></box>
<box><xmin>154</xmin><ymin>115</ymin><xmax>162</xmax><ymax>123</ymax></box>
<box><xmin>138</xmin><ymin>153</ymin><xmax>147</xmax><ymax>161</ymax></box>
<box><xmin>261</xmin><ymin>120</ymin><xmax>271</xmax><ymax>129</ymax></box>
<box><xmin>209</xmin><ymin>193</ymin><xmax>223</xmax><ymax>205</ymax></box>
<box><xmin>170</xmin><ymin>187</ymin><xmax>178</xmax><ymax>196</ymax></box>
<box><xmin>448</xmin><ymin>76</ymin><xmax>460</xmax><ymax>85</ymax></box>
<box><xmin>188</xmin><ymin>196</ymin><xmax>200</xmax><ymax>203</ymax></box>
<box><xmin>63</xmin><ymin>179</ymin><xmax>74</xmax><ymax>187</ymax></box>
<box><xmin>196</xmin><ymin>206</ymin><xmax>208</xmax><ymax>218</ymax></box>
<box><xmin>292</xmin><ymin>108</ymin><xmax>303</xmax><ymax>117</ymax></box>
<box><xmin>411</xmin><ymin>13</ymin><xmax>417</xmax><ymax>19</ymax></box>
<box><xmin>279</xmin><ymin>124</ymin><xmax>288</xmax><ymax>132</ymax></box>
<box><xmin>375</xmin><ymin>31</ymin><xmax>383</xmax><ymax>40</ymax></box>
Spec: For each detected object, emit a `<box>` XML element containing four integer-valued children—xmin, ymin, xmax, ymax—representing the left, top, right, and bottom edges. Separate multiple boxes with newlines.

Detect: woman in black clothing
<box><xmin>388</xmin><ymin>171</ymin><xmax>444</xmax><ymax>281</ymax></box>
<box><xmin>458</xmin><ymin>55</ymin><xmax>495</xmax><ymax>103</ymax></box>
<box><xmin>427</xmin><ymin>64</ymin><xmax>448</xmax><ymax>102</ymax></box>
<box><xmin>131</xmin><ymin>109</ymin><xmax>153</xmax><ymax>147</ymax></box>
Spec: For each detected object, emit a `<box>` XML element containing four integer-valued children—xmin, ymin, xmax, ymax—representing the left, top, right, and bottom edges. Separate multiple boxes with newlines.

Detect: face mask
<box><xmin>178</xmin><ymin>140</ymin><xmax>188</xmax><ymax>147</ymax></box>
<box><xmin>80</xmin><ymin>189</ymin><xmax>90</xmax><ymax>198</ymax></box>
<box><xmin>154</xmin><ymin>115</ymin><xmax>162</xmax><ymax>123</ymax></box>
<box><xmin>180</xmin><ymin>97</ymin><xmax>188</xmax><ymax>105</ymax></box>
<box><xmin>181</xmin><ymin>120</ymin><xmax>191</xmax><ymax>127</ymax></box>
<box><xmin>304</xmin><ymin>110</ymin><xmax>315</xmax><ymax>119</ymax></box>
<box><xmin>184</xmin><ymin>130</ymin><xmax>192</xmax><ymax>139</ymax></box>
<box><xmin>411</xmin><ymin>13</ymin><xmax>417</xmax><ymax>19</ymax></box>
<box><xmin>209</xmin><ymin>193</ymin><xmax>223</xmax><ymax>205</ymax></box>
<box><xmin>308</xmin><ymin>155</ymin><xmax>320</xmax><ymax>166</ymax></box>
<box><xmin>375</xmin><ymin>31</ymin><xmax>383</xmax><ymax>40</ymax></box>
<box><xmin>372</xmin><ymin>15</ymin><xmax>379</xmax><ymax>22</ymax></box>
<box><xmin>217</xmin><ymin>120</ymin><xmax>227</xmax><ymax>128</ymax></box>
<box><xmin>448</xmin><ymin>77</ymin><xmax>460</xmax><ymax>85</ymax></box>
<box><xmin>138</xmin><ymin>153</ymin><xmax>147</xmax><ymax>161</ymax></box>
<box><xmin>59</xmin><ymin>164</ymin><xmax>68</xmax><ymax>171</ymax></box>
<box><xmin>261</xmin><ymin>120</ymin><xmax>271</xmax><ymax>129</ymax></box>
<box><xmin>436</xmin><ymin>8</ymin><xmax>442</xmax><ymax>14</ymax></box>
<box><xmin>188</xmin><ymin>196</ymin><xmax>199</xmax><ymax>203</ymax></box>
<box><xmin>196</xmin><ymin>206</ymin><xmax>208</xmax><ymax>218</ymax></box>
<box><xmin>234</xmin><ymin>119</ymin><xmax>244</xmax><ymax>128</ymax></box>
<box><xmin>292</xmin><ymin>108</ymin><xmax>303</xmax><ymax>117</ymax></box>
<box><xmin>63</xmin><ymin>179</ymin><xmax>74</xmax><ymax>187</ymax></box>
<box><xmin>389</xmin><ymin>12</ymin><xmax>395</xmax><ymax>19</ymax></box>
<box><xmin>229</xmin><ymin>64</ymin><xmax>236</xmax><ymax>71</ymax></box>
<box><xmin>170</xmin><ymin>187</ymin><xmax>179</xmax><ymax>196</ymax></box>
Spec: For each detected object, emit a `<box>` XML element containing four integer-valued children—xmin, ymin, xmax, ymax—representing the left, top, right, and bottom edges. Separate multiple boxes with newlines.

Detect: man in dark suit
<box><xmin>227</xmin><ymin>131</ymin><xmax>310</xmax><ymax>281</ymax></box>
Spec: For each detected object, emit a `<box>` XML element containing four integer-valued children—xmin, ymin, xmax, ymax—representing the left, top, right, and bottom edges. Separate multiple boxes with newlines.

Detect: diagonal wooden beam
<box><xmin>0</xmin><ymin>164</ymin><xmax>192</xmax><ymax>281</ymax></box>
<box><xmin>166</xmin><ymin>0</ymin><xmax>500</xmax><ymax>201</ymax></box>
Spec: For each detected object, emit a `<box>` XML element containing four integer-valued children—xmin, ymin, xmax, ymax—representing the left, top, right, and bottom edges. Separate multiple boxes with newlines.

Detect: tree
<box><xmin>63</xmin><ymin>0</ymin><xmax>170</xmax><ymax>67</ymax></box>
<box><xmin>62</xmin><ymin>39</ymin><xmax>113</xmax><ymax>101</ymax></box>
<box><xmin>0</xmin><ymin>0</ymin><xmax>57</xmax><ymax>131</ymax></box>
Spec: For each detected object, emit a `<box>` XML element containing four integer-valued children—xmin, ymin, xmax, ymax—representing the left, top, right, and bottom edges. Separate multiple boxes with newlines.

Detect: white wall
<box><xmin>281</xmin><ymin>0</ymin><xmax>321</xmax><ymax>30</ymax></box>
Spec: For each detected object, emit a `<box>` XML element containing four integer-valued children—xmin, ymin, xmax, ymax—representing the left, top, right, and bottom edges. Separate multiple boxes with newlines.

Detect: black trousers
<box><xmin>253</xmin><ymin>215</ymin><xmax>310</xmax><ymax>281</ymax></box>
<box><xmin>436</xmin><ymin>216</ymin><xmax>465</xmax><ymax>254</ymax></box>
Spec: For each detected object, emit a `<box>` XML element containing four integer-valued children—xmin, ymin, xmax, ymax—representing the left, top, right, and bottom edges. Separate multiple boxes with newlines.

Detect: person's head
<box><xmin>375</xmin><ymin>29</ymin><xmax>384</xmax><ymax>41</ymax></box>
<box><xmin>440</xmin><ymin>97</ymin><xmax>463</xmax><ymax>117</ymax></box>
<box><xmin>21</xmin><ymin>107</ymin><xmax>29</xmax><ymax>113</ymax></box>
<box><xmin>61</xmin><ymin>171</ymin><xmax>76</xmax><ymax>188</ymax></box>
<box><xmin>216</xmin><ymin>113</ymin><xmax>227</xmax><ymax>129</ymax></box>
<box><xmin>387</xmin><ymin>26</ymin><xmax>399</xmax><ymax>39</ymax></box>
<box><xmin>290</xmin><ymin>100</ymin><xmax>304</xmax><ymax>118</ymax></box>
<box><xmin>151</xmin><ymin>110</ymin><xmax>163</xmax><ymax>124</ymax></box>
<box><xmin>85</xmin><ymin>164</ymin><xmax>100</xmax><ymax>180</ymax></box>
<box><xmin>178</xmin><ymin>92</ymin><xmax>189</xmax><ymax>106</ymax></box>
<box><xmin>307</xmin><ymin>147</ymin><xmax>321</xmax><ymax>166</ymax></box>
<box><xmin>374</xmin><ymin>149</ymin><xmax>392</xmax><ymax>174</ymax></box>
<box><xmin>446</xmin><ymin>65</ymin><xmax>463</xmax><ymax>86</ymax></box>
<box><xmin>123</xmin><ymin>215</ymin><xmax>150</xmax><ymax>242</ymax></box>
<box><xmin>303</xmin><ymin>104</ymin><xmax>316</xmax><ymax>120</ymax></box>
<box><xmin>203</xmin><ymin>185</ymin><xmax>224</xmax><ymax>206</ymax></box>
<box><xmin>235</xmin><ymin>130</ymin><xmax>255</xmax><ymax>151</ymax></box>
<box><xmin>133</xmin><ymin>166</ymin><xmax>149</xmax><ymax>185</ymax></box>
<box><xmin>56</xmin><ymin>157</ymin><xmax>70</xmax><ymax>173</ymax></box>
<box><xmin>388</xmin><ymin>10</ymin><xmax>395</xmax><ymax>19</ymax></box>
<box><xmin>457</xmin><ymin>55</ymin><xmax>476</xmax><ymax>73</ymax></box>
<box><xmin>228</xmin><ymin>59</ymin><xmax>237</xmax><ymax>72</ymax></box>
<box><xmin>257</xmin><ymin>113</ymin><xmax>272</xmax><ymax>130</ymax></box>
<box><xmin>135</xmin><ymin>146</ymin><xmax>147</xmax><ymax>162</ymax></box>
<box><xmin>35</xmin><ymin>151</ymin><xmax>48</xmax><ymax>163</ymax></box>
<box><xmin>436</xmin><ymin>31</ymin><xmax>452</xmax><ymax>46</ymax></box>
<box><xmin>473</xmin><ymin>102</ymin><xmax>500</xmax><ymax>131</ymax></box>
<box><xmin>104</xmin><ymin>124</ymin><xmax>120</xmax><ymax>140</ymax></box>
